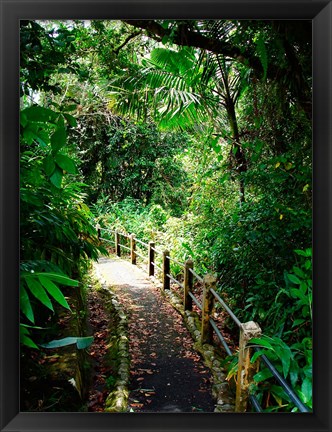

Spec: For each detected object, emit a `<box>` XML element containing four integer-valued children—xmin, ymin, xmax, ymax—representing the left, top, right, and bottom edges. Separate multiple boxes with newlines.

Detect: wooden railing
<box><xmin>97</xmin><ymin>226</ymin><xmax>310</xmax><ymax>413</ymax></box>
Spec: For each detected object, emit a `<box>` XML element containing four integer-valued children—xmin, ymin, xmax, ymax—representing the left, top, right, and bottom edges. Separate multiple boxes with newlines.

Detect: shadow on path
<box><xmin>96</xmin><ymin>256</ymin><xmax>215</xmax><ymax>413</ymax></box>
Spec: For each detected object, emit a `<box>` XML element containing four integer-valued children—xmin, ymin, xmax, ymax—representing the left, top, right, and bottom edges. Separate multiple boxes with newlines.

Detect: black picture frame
<box><xmin>1</xmin><ymin>1</ymin><xmax>331</xmax><ymax>431</ymax></box>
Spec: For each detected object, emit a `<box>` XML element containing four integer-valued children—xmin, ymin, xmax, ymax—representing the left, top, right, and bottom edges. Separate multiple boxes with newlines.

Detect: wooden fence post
<box><xmin>148</xmin><ymin>242</ymin><xmax>155</xmax><ymax>276</ymax></box>
<box><xmin>130</xmin><ymin>234</ymin><xmax>136</xmax><ymax>265</ymax></box>
<box><xmin>201</xmin><ymin>274</ymin><xmax>216</xmax><ymax>344</ymax></box>
<box><xmin>162</xmin><ymin>250</ymin><xmax>170</xmax><ymax>290</ymax></box>
<box><xmin>96</xmin><ymin>223</ymin><xmax>101</xmax><ymax>240</ymax></box>
<box><xmin>115</xmin><ymin>231</ymin><xmax>121</xmax><ymax>257</ymax></box>
<box><xmin>184</xmin><ymin>259</ymin><xmax>193</xmax><ymax>311</ymax></box>
<box><xmin>235</xmin><ymin>321</ymin><xmax>262</xmax><ymax>412</ymax></box>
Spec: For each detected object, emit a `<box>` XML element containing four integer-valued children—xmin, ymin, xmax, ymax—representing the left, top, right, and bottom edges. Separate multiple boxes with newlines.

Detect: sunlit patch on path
<box><xmin>96</xmin><ymin>257</ymin><xmax>215</xmax><ymax>412</ymax></box>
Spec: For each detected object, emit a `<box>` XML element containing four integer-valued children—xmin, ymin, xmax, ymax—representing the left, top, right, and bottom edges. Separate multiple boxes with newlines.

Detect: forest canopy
<box><xmin>20</xmin><ymin>19</ymin><xmax>312</xmax><ymax>412</ymax></box>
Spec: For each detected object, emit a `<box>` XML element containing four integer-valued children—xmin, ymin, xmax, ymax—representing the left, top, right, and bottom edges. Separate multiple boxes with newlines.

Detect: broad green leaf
<box><xmin>250</xmin><ymin>349</ymin><xmax>269</xmax><ymax>363</ymax></box>
<box><xmin>162</xmin><ymin>35</ymin><xmax>169</xmax><ymax>45</ymax></box>
<box><xmin>21</xmin><ymin>333</ymin><xmax>39</xmax><ymax>349</ymax></box>
<box><xmin>295</xmin><ymin>248</ymin><xmax>312</xmax><ymax>258</ymax></box>
<box><xmin>50</xmin><ymin>166</ymin><xmax>63</xmax><ymax>188</ymax></box>
<box><xmin>55</xmin><ymin>154</ymin><xmax>77</xmax><ymax>174</ymax></box>
<box><xmin>24</xmin><ymin>106</ymin><xmax>57</xmax><ymax>123</ymax></box>
<box><xmin>62</xmin><ymin>225</ymin><xmax>78</xmax><ymax>242</ymax></box>
<box><xmin>302</xmin><ymin>305</ymin><xmax>310</xmax><ymax>317</ymax></box>
<box><xmin>20</xmin><ymin>190</ymin><xmax>43</xmax><ymax>206</ymax></box>
<box><xmin>25</xmin><ymin>277</ymin><xmax>54</xmax><ymax>312</ymax></box>
<box><xmin>301</xmin><ymin>377</ymin><xmax>312</xmax><ymax>403</ymax></box>
<box><xmin>249</xmin><ymin>337</ymin><xmax>273</xmax><ymax>350</ymax></box>
<box><xmin>51</xmin><ymin>127</ymin><xmax>66</xmax><ymax>152</ymax></box>
<box><xmin>293</xmin><ymin>266</ymin><xmax>305</xmax><ymax>278</ymax></box>
<box><xmin>290</xmin><ymin>288</ymin><xmax>307</xmax><ymax>302</ymax></box>
<box><xmin>40</xmin><ymin>337</ymin><xmax>77</xmax><ymax>348</ymax></box>
<box><xmin>270</xmin><ymin>384</ymin><xmax>290</xmax><ymax>404</ymax></box>
<box><xmin>304</xmin><ymin>260</ymin><xmax>312</xmax><ymax>270</ymax></box>
<box><xmin>63</xmin><ymin>104</ymin><xmax>78</xmax><ymax>112</ymax></box>
<box><xmin>20</xmin><ymin>112</ymin><xmax>28</xmax><ymax>127</ymax></box>
<box><xmin>50</xmin><ymin>101</ymin><xmax>60</xmax><ymax>109</ymax></box>
<box><xmin>76</xmin><ymin>336</ymin><xmax>94</xmax><ymax>349</ymax></box>
<box><xmin>64</xmin><ymin>113</ymin><xmax>78</xmax><ymax>127</ymax></box>
<box><xmin>34</xmin><ymin>130</ymin><xmax>50</xmax><ymax>147</ymax></box>
<box><xmin>209</xmin><ymin>136</ymin><xmax>220</xmax><ymax>150</ymax></box>
<box><xmin>280</xmin><ymin>354</ymin><xmax>291</xmax><ymax>378</ymax></box>
<box><xmin>253</xmin><ymin>368</ymin><xmax>273</xmax><ymax>383</ymax></box>
<box><xmin>23</xmin><ymin>128</ymin><xmax>36</xmax><ymax>144</ymax></box>
<box><xmin>20</xmin><ymin>286</ymin><xmax>35</xmax><ymax>323</ymax></box>
<box><xmin>43</xmin><ymin>155</ymin><xmax>56</xmax><ymax>177</ymax></box>
<box><xmin>294</xmin><ymin>249</ymin><xmax>307</xmax><ymax>257</ymax></box>
<box><xmin>39</xmin><ymin>272</ymin><xmax>79</xmax><ymax>287</ymax></box>
<box><xmin>22</xmin><ymin>122</ymin><xmax>50</xmax><ymax>146</ymax></box>
<box><xmin>303</xmin><ymin>364</ymin><xmax>312</xmax><ymax>378</ymax></box>
<box><xmin>287</xmin><ymin>273</ymin><xmax>301</xmax><ymax>285</ymax></box>
<box><xmin>292</xmin><ymin>318</ymin><xmax>305</xmax><ymax>327</ymax></box>
<box><xmin>161</xmin><ymin>20</ymin><xmax>171</xmax><ymax>29</ymax></box>
<box><xmin>289</xmin><ymin>364</ymin><xmax>299</xmax><ymax>387</ymax></box>
<box><xmin>181</xmin><ymin>242</ymin><xmax>194</xmax><ymax>256</ymax></box>
<box><xmin>273</xmin><ymin>344</ymin><xmax>292</xmax><ymax>377</ymax></box>
<box><xmin>20</xmin><ymin>323</ymin><xmax>45</xmax><ymax>329</ymax></box>
<box><xmin>20</xmin><ymin>326</ymin><xmax>29</xmax><ymax>335</ymax></box>
<box><xmin>299</xmin><ymin>281</ymin><xmax>308</xmax><ymax>294</ymax></box>
<box><xmin>56</xmin><ymin>115</ymin><xmax>65</xmax><ymax>128</ymax></box>
<box><xmin>41</xmin><ymin>336</ymin><xmax>93</xmax><ymax>349</ymax></box>
<box><xmin>38</xmin><ymin>275</ymin><xmax>71</xmax><ymax>310</ymax></box>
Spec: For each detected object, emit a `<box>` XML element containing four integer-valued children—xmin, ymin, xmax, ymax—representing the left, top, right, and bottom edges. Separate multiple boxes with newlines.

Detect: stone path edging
<box><xmin>93</xmin><ymin>258</ymin><xmax>235</xmax><ymax>413</ymax></box>
<box><xmin>93</xmin><ymin>263</ymin><xmax>130</xmax><ymax>412</ymax></box>
<box><xmin>153</xmin><ymin>279</ymin><xmax>235</xmax><ymax>413</ymax></box>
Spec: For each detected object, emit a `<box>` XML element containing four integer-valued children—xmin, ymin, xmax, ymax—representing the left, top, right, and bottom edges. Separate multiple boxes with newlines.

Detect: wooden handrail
<box><xmin>189</xmin><ymin>267</ymin><xmax>204</xmax><ymax>283</ymax></box>
<box><xmin>99</xmin><ymin>228</ymin><xmax>309</xmax><ymax>413</ymax></box>
<box><xmin>166</xmin><ymin>255</ymin><xmax>185</xmax><ymax>268</ymax></box>
<box><xmin>135</xmin><ymin>238</ymin><xmax>149</xmax><ymax>247</ymax></box>
<box><xmin>150</xmin><ymin>245</ymin><xmax>163</xmax><ymax>254</ymax></box>
<box><xmin>162</xmin><ymin>250</ymin><xmax>170</xmax><ymax>290</ymax></box>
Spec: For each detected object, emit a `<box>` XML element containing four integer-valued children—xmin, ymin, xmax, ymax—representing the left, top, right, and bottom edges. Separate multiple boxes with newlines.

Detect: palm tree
<box><xmin>108</xmin><ymin>38</ymin><xmax>250</xmax><ymax>201</ymax></box>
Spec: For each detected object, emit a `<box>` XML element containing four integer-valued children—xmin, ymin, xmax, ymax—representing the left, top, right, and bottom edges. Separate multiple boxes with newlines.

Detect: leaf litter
<box><xmin>96</xmin><ymin>258</ymin><xmax>216</xmax><ymax>413</ymax></box>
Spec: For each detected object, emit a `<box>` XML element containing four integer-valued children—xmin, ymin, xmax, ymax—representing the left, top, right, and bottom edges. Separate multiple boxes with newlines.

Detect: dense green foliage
<box><xmin>73</xmin><ymin>116</ymin><xmax>190</xmax><ymax>214</ymax></box>
<box><xmin>20</xmin><ymin>21</ymin><xmax>107</xmax><ymax>349</ymax></box>
<box><xmin>20</xmin><ymin>19</ymin><xmax>312</xmax><ymax>412</ymax></box>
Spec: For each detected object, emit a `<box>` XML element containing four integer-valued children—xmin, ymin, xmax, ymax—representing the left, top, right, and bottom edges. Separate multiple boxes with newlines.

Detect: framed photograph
<box><xmin>1</xmin><ymin>1</ymin><xmax>331</xmax><ymax>431</ymax></box>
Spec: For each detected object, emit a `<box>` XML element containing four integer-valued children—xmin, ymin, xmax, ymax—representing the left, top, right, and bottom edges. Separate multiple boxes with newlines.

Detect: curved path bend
<box><xmin>95</xmin><ymin>256</ymin><xmax>215</xmax><ymax>413</ymax></box>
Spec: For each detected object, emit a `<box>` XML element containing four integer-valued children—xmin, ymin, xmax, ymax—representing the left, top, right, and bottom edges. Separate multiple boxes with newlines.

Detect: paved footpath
<box><xmin>95</xmin><ymin>256</ymin><xmax>215</xmax><ymax>413</ymax></box>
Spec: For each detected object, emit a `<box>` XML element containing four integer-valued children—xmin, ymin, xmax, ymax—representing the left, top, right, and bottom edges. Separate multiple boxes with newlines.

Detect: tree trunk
<box><xmin>226</xmin><ymin>99</ymin><xmax>247</xmax><ymax>203</ymax></box>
